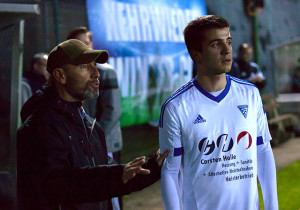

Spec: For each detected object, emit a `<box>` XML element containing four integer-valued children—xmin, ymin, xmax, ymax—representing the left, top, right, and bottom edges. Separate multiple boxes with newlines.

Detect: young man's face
<box><xmin>63</xmin><ymin>61</ymin><xmax>100</xmax><ymax>101</ymax></box>
<box><xmin>197</xmin><ymin>27</ymin><xmax>232</xmax><ymax>76</ymax></box>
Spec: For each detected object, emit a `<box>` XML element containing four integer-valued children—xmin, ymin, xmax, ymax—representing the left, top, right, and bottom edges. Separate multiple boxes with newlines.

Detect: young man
<box><xmin>17</xmin><ymin>39</ymin><xmax>169</xmax><ymax>210</ymax></box>
<box><xmin>229</xmin><ymin>43</ymin><xmax>266</xmax><ymax>90</ymax></box>
<box><xmin>67</xmin><ymin>27</ymin><xmax>123</xmax><ymax>164</ymax></box>
<box><xmin>159</xmin><ymin>15</ymin><xmax>278</xmax><ymax>210</ymax></box>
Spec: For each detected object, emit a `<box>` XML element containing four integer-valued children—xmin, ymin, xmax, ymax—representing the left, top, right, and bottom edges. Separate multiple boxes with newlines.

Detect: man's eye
<box><xmin>211</xmin><ymin>42</ymin><xmax>219</xmax><ymax>47</ymax></box>
<box><xmin>81</xmin><ymin>64</ymin><xmax>88</xmax><ymax>69</ymax></box>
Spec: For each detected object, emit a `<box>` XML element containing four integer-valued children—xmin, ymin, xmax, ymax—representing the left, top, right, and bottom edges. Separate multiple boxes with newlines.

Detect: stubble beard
<box><xmin>82</xmin><ymin>86</ymin><xmax>99</xmax><ymax>100</ymax></box>
<box><xmin>65</xmin><ymin>82</ymin><xmax>99</xmax><ymax>101</ymax></box>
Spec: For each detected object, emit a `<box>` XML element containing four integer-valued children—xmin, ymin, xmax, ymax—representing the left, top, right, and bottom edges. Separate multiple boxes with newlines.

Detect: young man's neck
<box><xmin>196</xmin><ymin>73</ymin><xmax>227</xmax><ymax>92</ymax></box>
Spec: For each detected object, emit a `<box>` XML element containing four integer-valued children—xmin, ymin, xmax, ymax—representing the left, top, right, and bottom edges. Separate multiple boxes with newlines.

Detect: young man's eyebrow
<box><xmin>208</xmin><ymin>37</ymin><xmax>232</xmax><ymax>45</ymax></box>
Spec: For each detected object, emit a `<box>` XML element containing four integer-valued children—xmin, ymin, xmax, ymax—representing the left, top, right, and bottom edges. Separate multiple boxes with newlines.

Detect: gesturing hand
<box><xmin>155</xmin><ymin>149</ymin><xmax>170</xmax><ymax>167</ymax></box>
<box><xmin>122</xmin><ymin>156</ymin><xmax>150</xmax><ymax>184</ymax></box>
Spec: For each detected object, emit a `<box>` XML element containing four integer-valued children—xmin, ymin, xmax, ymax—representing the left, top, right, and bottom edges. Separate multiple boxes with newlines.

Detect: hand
<box><xmin>251</xmin><ymin>77</ymin><xmax>262</xmax><ymax>83</ymax></box>
<box><xmin>155</xmin><ymin>149</ymin><xmax>170</xmax><ymax>167</ymax></box>
<box><xmin>123</xmin><ymin>156</ymin><xmax>150</xmax><ymax>184</ymax></box>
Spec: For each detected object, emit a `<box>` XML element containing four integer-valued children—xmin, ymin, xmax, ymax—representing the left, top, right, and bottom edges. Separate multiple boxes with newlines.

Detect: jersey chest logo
<box><xmin>194</xmin><ymin>114</ymin><xmax>206</xmax><ymax>124</ymax></box>
<box><xmin>237</xmin><ymin>105</ymin><xmax>248</xmax><ymax>118</ymax></box>
<box><xmin>198</xmin><ymin>131</ymin><xmax>253</xmax><ymax>155</ymax></box>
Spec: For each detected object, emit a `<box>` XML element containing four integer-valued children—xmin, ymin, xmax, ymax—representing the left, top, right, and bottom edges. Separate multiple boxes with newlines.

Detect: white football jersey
<box><xmin>159</xmin><ymin>75</ymin><xmax>271</xmax><ymax>210</ymax></box>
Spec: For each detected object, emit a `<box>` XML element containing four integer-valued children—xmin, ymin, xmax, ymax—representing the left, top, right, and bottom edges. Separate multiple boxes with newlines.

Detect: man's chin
<box><xmin>83</xmin><ymin>91</ymin><xmax>99</xmax><ymax>100</ymax></box>
<box><xmin>225</xmin><ymin>68</ymin><xmax>231</xmax><ymax>73</ymax></box>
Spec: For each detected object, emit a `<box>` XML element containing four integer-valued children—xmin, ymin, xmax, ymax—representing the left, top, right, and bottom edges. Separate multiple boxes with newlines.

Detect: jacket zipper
<box><xmin>78</xmin><ymin>108</ymin><xmax>96</xmax><ymax>167</ymax></box>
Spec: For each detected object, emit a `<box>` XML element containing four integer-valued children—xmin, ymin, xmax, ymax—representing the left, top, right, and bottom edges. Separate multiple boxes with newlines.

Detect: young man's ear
<box><xmin>191</xmin><ymin>50</ymin><xmax>202</xmax><ymax>64</ymax></box>
<box><xmin>53</xmin><ymin>68</ymin><xmax>67</xmax><ymax>85</ymax></box>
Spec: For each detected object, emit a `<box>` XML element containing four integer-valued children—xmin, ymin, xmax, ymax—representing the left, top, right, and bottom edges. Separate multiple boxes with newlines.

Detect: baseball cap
<box><xmin>47</xmin><ymin>39</ymin><xmax>109</xmax><ymax>73</ymax></box>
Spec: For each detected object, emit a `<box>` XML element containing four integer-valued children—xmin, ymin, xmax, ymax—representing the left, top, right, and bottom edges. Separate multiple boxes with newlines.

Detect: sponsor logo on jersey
<box><xmin>194</xmin><ymin>114</ymin><xmax>206</xmax><ymax>124</ymax></box>
<box><xmin>198</xmin><ymin>131</ymin><xmax>252</xmax><ymax>155</ymax></box>
<box><xmin>237</xmin><ymin>105</ymin><xmax>248</xmax><ymax>118</ymax></box>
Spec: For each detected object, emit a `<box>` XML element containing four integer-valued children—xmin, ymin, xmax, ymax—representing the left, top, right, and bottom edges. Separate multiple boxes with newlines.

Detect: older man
<box><xmin>17</xmin><ymin>39</ymin><xmax>168</xmax><ymax>210</ymax></box>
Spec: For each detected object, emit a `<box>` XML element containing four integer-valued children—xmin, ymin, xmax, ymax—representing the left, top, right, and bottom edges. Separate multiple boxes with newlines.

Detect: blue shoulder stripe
<box><xmin>159</xmin><ymin>79</ymin><xmax>194</xmax><ymax>128</ymax></box>
<box><xmin>229</xmin><ymin>76</ymin><xmax>256</xmax><ymax>87</ymax></box>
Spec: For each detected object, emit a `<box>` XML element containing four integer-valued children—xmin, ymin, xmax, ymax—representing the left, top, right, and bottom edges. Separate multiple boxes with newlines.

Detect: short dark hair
<box><xmin>67</xmin><ymin>26</ymin><xmax>92</xmax><ymax>40</ymax></box>
<box><xmin>184</xmin><ymin>15</ymin><xmax>230</xmax><ymax>61</ymax></box>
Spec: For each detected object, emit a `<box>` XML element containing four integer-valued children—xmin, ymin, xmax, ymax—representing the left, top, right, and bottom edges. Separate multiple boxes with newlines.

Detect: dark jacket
<box><xmin>17</xmin><ymin>87</ymin><xmax>160</xmax><ymax>210</ymax></box>
<box><xmin>228</xmin><ymin>58</ymin><xmax>266</xmax><ymax>90</ymax></box>
<box><xmin>24</xmin><ymin>71</ymin><xmax>47</xmax><ymax>94</ymax></box>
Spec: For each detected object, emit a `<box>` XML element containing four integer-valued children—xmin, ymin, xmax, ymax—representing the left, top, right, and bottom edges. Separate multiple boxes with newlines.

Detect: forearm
<box><xmin>46</xmin><ymin>154</ymin><xmax>162</xmax><ymax>204</ymax></box>
<box><xmin>161</xmin><ymin>168</ymin><xmax>181</xmax><ymax>209</ymax></box>
<box><xmin>160</xmin><ymin>156</ymin><xmax>182</xmax><ymax>210</ymax></box>
<box><xmin>257</xmin><ymin>142</ymin><xmax>279</xmax><ymax>210</ymax></box>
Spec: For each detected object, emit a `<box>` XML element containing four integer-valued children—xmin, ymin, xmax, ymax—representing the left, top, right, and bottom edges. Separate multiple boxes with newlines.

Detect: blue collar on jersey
<box><xmin>193</xmin><ymin>74</ymin><xmax>231</xmax><ymax>103</ymax></box>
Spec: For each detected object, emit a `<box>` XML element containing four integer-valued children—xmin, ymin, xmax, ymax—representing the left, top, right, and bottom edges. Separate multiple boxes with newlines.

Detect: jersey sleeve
<box><xmin>159</xmin><ymin>102</ymin><xmax>182</xmax><ymax>157</ymax></box>
<box><xmin>159</xmin><ymin>102</ymin><xmax>182</xmax><ymax>210</ymax></box>
<box><xmin>256</xmin><ymin>89</ymin><xmax>272</xmax><ymax>145</ymax></box>
<box><xmin>257</xmin><ymin>142</ymin><xmax>279</xmax><ymax>209</ymax></box>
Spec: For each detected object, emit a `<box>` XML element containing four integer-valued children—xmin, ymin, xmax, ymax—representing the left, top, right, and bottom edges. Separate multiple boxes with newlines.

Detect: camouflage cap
<box><xmin>47</xmin><ymin>39</ymin><xmax>108</xmax><ymax>73</ymax></box>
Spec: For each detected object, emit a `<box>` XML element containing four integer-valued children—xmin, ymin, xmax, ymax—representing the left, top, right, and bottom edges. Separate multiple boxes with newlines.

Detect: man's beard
<box><xmin>82</xmin><ymin>86</ymin><xmax>99</xmax><ymax>100</ymax></box>
<box><xmin>65</xmin><ymin>81</ymin><xmax>99</xmax><ymax>101</ymax></box>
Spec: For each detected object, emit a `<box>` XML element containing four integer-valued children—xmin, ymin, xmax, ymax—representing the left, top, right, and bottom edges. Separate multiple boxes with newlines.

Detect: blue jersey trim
<box><xmin>257</xmin><ymin>136</ymin><xmax>264</xmax><ymax>145</ymax></box>
<box><xmin>174</xmin><ymin>147</ymin><xmax>183</xmax><ymax>156</ymax></box>
<box><xmin>159</xmin><ymin>79</ymin><xmax>195</xmax><ymax>128</ymax></box>
<box><xmin>193</xmin><ymin>75</ymin><xmax>231</xmax><ymax>103</ymax></box>
<box><xmin>229</xmin><ymin>75</ymin><xmax>256</xmax><ymax>87</ymax></box>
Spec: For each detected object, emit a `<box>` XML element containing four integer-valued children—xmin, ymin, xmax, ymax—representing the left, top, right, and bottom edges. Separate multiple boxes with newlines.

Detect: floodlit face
<box><xmin>196</xmin><ymin>27</ymin><xmax>232</xmax><ymax>76</ymax></box>
<box><xmin>63</xmin><ymin>61</ymin><xmax>100</xmax><ymax>101</ymax></box>
<box><xmin>239</xmin><ymin>47</ymin><xmax>253</xmax><ymax>63</ymax></box>
<box><xmin>75</xmin><ymin>32</ymin><xmax>93</xmax><ymax>49</ymax></box>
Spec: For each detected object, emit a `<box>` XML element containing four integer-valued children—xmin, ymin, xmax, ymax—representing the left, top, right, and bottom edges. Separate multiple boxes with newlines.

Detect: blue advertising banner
<box><xmin>86</xmin><ymin>0</ymin><xmax>207</xmax><ymax>126</ymax></box>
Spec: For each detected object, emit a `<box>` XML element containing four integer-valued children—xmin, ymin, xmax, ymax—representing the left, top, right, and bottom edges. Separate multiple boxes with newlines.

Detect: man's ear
<box><xmin>33</xmin><ymin>63</ymin><xmax>38</xmax><ymax>71</ymax></box>
<box><xmin>53</xmin><ymin>68</ymin><xmax>67</xmax><ymax>85</ymax></box>
<box><xmin>191</xmin><ymin>50</ymin><xmax>202</xmax><ymax>64</ymax></box>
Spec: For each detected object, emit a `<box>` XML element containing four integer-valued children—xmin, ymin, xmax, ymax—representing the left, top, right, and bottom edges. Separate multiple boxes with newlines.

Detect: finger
<box><xmin>129</xmin><ymin>158</ymin><xmax>146</xmax><ymax>168</ymax></box>
<box><xmin>126</xmin><ymin>156</ymin><xmax>146</xmax><ymax>167</ymax></box>
<box><xmin>129</xmin><ymin>165</ymin><xmax>151</xmax><ymax>175</ymax></box>
<box><xmin>157</xmin><ymin>150</ymin><xmax>170</xmax><ymax>166</ymax></box>
<box><xmin>134</xmin><ymin>156</ymin><xmax>146</xmax><ymax>161</ymax></box>
<box><xmin>136</xmin><ymin>168</ymin><xmax>150</xmax><ymax>175</ymax></box>
<box><xmin>159</xmin><ymin>150</ymin><xmax>170</xmax><ymax>159</ymax></box>
<box><xmin>130</xmin><ymin>156</ymin><xmax>146</xmax><ymax>164</ymax></box>
<box><xmin>156</xmin><ymin>149</ymin><xmax>160</xmax><ymax>156</ymax></box>
<box><xmin>123</xmin><ymin>166</ymin><xmax>150</xmax><ymax>183</ymax></box>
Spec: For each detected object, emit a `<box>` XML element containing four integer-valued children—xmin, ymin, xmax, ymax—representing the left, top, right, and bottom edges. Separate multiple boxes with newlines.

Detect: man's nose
<box><xmin>221</xmin><ymin>43</ymin><xmax>232</xmax><ymax>55</ymax></box>
<box><xmin>90</xmin><ymin>64</ymin><xmax>100</xmax><ymax>78</ymax></box>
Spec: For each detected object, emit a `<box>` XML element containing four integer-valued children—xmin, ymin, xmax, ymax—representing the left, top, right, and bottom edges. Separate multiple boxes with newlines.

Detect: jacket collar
<box><xmin>44</xmin><ymin>87</ymin><xmax>84</xmax><ymax>121</ymax></box>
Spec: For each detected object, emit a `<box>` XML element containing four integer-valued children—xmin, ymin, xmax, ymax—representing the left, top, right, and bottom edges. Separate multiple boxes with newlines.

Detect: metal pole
<box><xmin>10</xmin><ymin>19</ymin><xmax>25</xmax><ymax>209</ymax></box>
<box><xmin>53</xmin><ymin>0</ymin><xmax>61</xmax><ymax>44</ymax></box>
<box><xmin>252</xmin><ymin>12</ymin><xmax>260</xmax><ymax>66</ymax></box>
<box><xmin>265</xmin><ymin>0</ymin><xmax>277</xmax><ymax>94</ymax></box>
<box><xmin>43</xmin><ymin>1</ymin><xmax>51</xmax><ymax>52</ymax></box>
